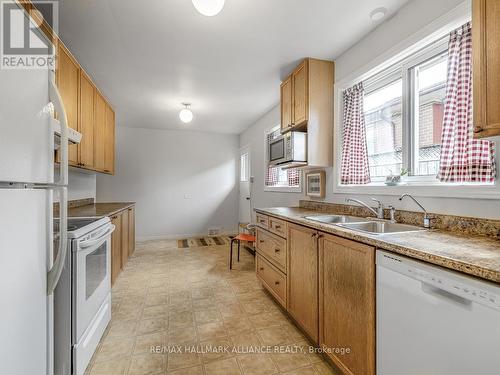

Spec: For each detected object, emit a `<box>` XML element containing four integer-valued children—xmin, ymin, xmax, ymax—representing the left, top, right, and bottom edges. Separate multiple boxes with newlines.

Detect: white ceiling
<box><xmin>54</xmin><ymin>0</ymin><xmax>411</xmax><ymax>134</ymax></box>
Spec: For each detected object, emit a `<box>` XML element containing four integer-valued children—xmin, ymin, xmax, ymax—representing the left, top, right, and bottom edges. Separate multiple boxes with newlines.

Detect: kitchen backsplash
<box><xmin>300</xmin><ymin>200</ymin><xmax>500</xmax><ymax>239</ymax></box>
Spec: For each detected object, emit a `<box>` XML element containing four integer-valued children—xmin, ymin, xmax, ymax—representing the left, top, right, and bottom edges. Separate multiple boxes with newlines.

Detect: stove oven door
<box><xmin>72</xmin><ymin>223</ymin><xmax>114</xmax><ymax>342</ymax></box>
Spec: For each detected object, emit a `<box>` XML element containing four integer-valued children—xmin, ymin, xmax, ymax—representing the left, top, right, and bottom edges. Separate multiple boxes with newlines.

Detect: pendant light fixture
<box><xmin>192</xmin><ymin>0</ymin><xmax>225</xmax><ymax>17</ymax></box>
<box><xmin>179</xmin><ymin>103</ymin><xmax>194</xmax><ymax>124</ymax></box>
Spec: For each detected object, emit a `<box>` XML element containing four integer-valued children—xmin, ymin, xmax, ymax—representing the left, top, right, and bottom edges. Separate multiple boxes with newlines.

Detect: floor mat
<box><xmin>177</xmin><ymin>235</ymin><xmax>234</xmax><ymax>248</ymax></box>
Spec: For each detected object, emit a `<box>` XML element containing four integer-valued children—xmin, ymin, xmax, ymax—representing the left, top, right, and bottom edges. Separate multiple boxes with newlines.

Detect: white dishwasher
<box><xmin>376</xmin><ymin>250</ymin><xmax>500</xmax><ymax>375</ymax></box>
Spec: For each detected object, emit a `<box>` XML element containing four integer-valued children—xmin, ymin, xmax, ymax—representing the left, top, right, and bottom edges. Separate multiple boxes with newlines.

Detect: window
<box><xmin>361</xmin><ymin>38</ymin><xmax>448</xmax><ymax>182</ymax></box>
<box><xmin>265</xmin><ymin>126</ymin><xmax>301</xmax><ymax>191</ymax></box>
<box><xmin>240</xmin><ymin>152</ymin><xmax>249</xmax><ymax>182</ymax></box>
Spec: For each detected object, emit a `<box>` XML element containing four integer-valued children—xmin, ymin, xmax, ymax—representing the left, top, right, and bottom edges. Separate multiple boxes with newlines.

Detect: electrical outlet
<box><xmin>208</xmin><ymin>227</ymin><xmax>221</xmax><ymax>236</ymax></box>
<box><xmin>184</xmin><ymin>194</ymin><xmax>192</xmax><ymax>199</ymax></box>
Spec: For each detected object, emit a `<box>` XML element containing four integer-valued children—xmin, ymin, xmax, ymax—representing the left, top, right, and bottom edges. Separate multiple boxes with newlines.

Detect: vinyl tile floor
<box><xmin>85</xmin><ymin>240</ymin><xmax>339</xmax><ymax>375</ymax></box>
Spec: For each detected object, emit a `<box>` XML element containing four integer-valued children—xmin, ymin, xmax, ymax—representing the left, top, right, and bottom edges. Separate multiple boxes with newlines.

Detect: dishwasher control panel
<box><xmin>377</xmin><ymin>250</ymin><xmax>500</xmax><ymax>311</ymax></box>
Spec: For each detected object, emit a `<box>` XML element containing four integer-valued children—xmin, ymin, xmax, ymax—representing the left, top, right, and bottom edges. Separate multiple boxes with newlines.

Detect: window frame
<box><xmin>333</xmin><ymin>4</ymin><xmax>500</xmax><ymax>199</ymax></box>
<box><xmin>362</xmin><ymin>36</ymin><xmax>449</xmax><ymax>183</ymax></box>
<box><xmin>240</xmin><ymin>151</ymin><xmax>249</xmax><ymax>182</ymax></box>
<box><xmin>263</xmin><ymin>125</ymin><xmax>303</xmax><ymax>193</ymax></box>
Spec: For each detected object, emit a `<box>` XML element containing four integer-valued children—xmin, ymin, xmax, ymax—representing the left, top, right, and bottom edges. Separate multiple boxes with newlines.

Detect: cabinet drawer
<box><xmin>256</xmin><ymin>228</ymin><xmax>287</xmax><ymax>273</ymax></box>
<box><xmin>256</xmin><ymin>254</ymin><xmax>286</xmax><ymax>308</ymax></box>
<box><xmin>256</xmin><ymin>213</ymin><xmax>269</xmax><ymax>228</ymax></box>
<box><xmin>269</xmin><ymin>217</ymin><xmax>287</xmax><ymax>237</ymax></box>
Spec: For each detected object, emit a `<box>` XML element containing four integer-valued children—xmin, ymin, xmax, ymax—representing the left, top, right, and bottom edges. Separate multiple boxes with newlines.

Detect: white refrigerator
<box><xmin>0</xmin><ymin>3</ymin><xmax>69</xmax><ymax>375</ymax></box>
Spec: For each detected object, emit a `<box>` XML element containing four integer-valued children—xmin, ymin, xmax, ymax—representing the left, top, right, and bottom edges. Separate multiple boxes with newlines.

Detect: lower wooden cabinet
<box><xmin>110</xmin><ymin>213</ymin><xmax>122</xmax><ymax>285</ymax></box>
<box><xmin>110</xmin><ymin>205</ymin><xmax>136</xmax><ymax>285</ymax></box>
<box><xmin>128</xmin><ymin>206</ymin><xmax>135</xmax><ymax>256</ymax></box>
<box><xmin>319</xmin><ymin>233</ymin><xmax>375</xmax><ymax>375</ymax></box>
<box><xmin>256</xmin><ymin>254</ymin><xmax>286</xmax><ymax>308</ymax></box>
<box><xmin>287</xmin><ymin>223</ymin><xmax>319</xmax><ymax>343</ymax></box>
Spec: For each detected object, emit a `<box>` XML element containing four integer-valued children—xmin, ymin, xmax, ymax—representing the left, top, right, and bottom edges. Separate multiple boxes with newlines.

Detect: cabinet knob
<box><xmin>474</xmin><ymin>126</ymin><xmax>484</xmax><ymax>133</ymax></box>
<box><xmin>259</xmin><ymin>240</ymin><xmax>265</xmax><ymax>243</ymax></box>
<box><xmin>275</xmin><ymin>225</ymin><xmax>281</xmax><ymax>229</ymax></box>
<box><xmin>259</xmin><ymin>267</ymin><xmax>264</xmax><ymax>271</ymax></box>
<box><xmin>274</xmin><ymin>281</ymin><xmax>280</xmax><ymax>286</ymax></box>
<box><xmin>274</xmin><ymin>248</ymin><xmax>280</xmax><ymax>253</ymax></box>
<box><xmin>311</xmin><ymin>232</ymin><xmax>317</xmax><ymax>238</ymax></box>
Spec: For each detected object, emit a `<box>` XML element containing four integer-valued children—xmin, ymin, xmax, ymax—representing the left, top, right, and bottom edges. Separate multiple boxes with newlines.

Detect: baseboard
<box><xmin>136</xmin><ymin>230</ymin><xmax>237</xmax><ymax>243</ymax></box>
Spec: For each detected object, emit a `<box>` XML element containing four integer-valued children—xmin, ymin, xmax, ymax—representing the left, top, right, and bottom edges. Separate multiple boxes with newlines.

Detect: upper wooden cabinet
<box><xmin>280</xmin><ymin>77</ymin><xmax>293</xmax><ymax>133</ymax></box>
<box><xmin>319</xmin><ymin>233</ymin><xmax>375</xmax><ymax>375</ymax></box>
<box><xmin>287</xmin><ymin>223</ymin><xmax>319</xmax><ymax>343</ymax></box>
<box><xmin>94</xmin><ymin>92</ymin><xmax>115</xmax><ymax>174</ymax></box>
<box><xmin>473</xmin><ymin>0</ymin><xmax>500</xmax><ymax>138</ymax></box>
<box><xmin>279</xmin><ymin>58</ymin><xmax>334</xmax><ymax>167</ymax></box>
<box><xmin>292</xmin><ymin>61</ymin><xmax>308</xmax><ymax>127</ymax></box>
<box><xmin>79</xmin><ymin>71</ymin><xmax>95</xmax><ymax>169</ymax></box>
<box><xmin>56</xmin><ymin>44</ymin><xmax>80</xmax><ymax>166</ymax></box>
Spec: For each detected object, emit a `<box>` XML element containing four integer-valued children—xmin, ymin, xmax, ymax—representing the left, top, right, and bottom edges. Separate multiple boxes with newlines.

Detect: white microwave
<box><xmin>268</xmin><ymin>131</ymin><xmax>307</xmax><ymax>165</ymax></box>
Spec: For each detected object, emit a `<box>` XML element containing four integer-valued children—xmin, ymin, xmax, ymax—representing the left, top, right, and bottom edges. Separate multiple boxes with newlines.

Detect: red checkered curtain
<box><xmin>341</xmin><ymin>83</ymin><xmax>370</xmax><ymax>184</ymax></box>
<box><xmin>438</xmin><ymin>22</ymin><xmax>496</xmax><ymax>183</ymax></box>
<box><xmin>266</xmin><ymin>166</ymin><xmax>279</xmax><ymax>186</ymax></box>
<box><xmin>287</xmin><ymin>169</ymin><xmax>300</xmax><ymax>186</ymax></box>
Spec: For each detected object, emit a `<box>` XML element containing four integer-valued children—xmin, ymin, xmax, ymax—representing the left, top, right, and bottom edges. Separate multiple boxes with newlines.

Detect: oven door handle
<box><xmin>80</xmin><ymin>224</ymin><xmax>115</xmax><ymax>250</ymax></box>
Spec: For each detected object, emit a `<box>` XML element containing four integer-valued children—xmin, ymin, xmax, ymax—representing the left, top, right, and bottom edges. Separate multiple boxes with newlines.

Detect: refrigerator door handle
<box><xmin>49</xmin><ymin>75</ymin><xmax>68</xmax><ymax>186</ymax></box>
<box><xmin>47</xmin><ymin>186</ymin><xmax>67</xmax><ymax>295</ymax></box>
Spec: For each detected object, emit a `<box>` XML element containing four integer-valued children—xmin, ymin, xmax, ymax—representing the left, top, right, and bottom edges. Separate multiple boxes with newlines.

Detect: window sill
<box><xmin>264</xmin><ymin>186</ymin><xmax>302</xmax><ymax>193</ymax></box>
<box><xmin>335</xmin><ymin>181</ymin><xmax>500</xmax><ymax>199</ymax></box>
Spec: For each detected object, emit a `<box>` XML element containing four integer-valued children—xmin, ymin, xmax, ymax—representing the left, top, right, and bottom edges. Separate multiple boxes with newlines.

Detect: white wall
<box><xmin>240</xmin><ymin>0</ymin><xmax>500</xmax><ymax>220</ymax></box>
<box><xmin>240</xmin><ymin>106</ymin><xmax>303</xmax><ymax>213</ymax></box>
<box><xmin>97</xmin><ymin>127</ymin><xmax>239</xmax><ymax>241</ymax></box>
<box><xmin>67</xmin><ymin>169</ymin><xmax>96</xmax><ymax>200</ymax></box>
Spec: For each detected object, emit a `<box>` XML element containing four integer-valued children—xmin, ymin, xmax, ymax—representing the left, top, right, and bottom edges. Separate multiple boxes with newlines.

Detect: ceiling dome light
<box><xmin>192</xmin><ymin>0</ymin><xmax>225</xmax><ymax>17</ymax></box>
<box><xmin>179</xmin><ymin>103</ymin><xmax>193</xmax><ymax>124</ymax></box>
<box><xmin>370</xmin><ymin>7</ymin><xmax>387</xmax><ymax>21</ymax></box>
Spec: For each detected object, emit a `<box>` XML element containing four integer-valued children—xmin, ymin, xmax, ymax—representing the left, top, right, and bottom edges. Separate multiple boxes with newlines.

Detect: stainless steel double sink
<box><xmin>304</xmin><ymin>214</ymin><xmax>425</xmax><ymax>235</ymax></box>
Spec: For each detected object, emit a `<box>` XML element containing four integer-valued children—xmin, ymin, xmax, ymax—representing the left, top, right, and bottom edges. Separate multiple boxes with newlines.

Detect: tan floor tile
<box><xmin>145</xmin><ymin>293</ymin><xmax>169</xmax><ymax>307</ymax></box>
<box><xmin>218</xmin><ymin>303</ymin><xmax>245</xmax><ymax>319</ymax></box>
<box><xmin>107</xmin><ymin>320</ymin><xmax>137</xmax><ymax>338</ymax></box>
<box><xmin>237</xmin><ymin>354</ymin><xmax>277</xmax><ymax>375</ymax></box>
<box><xmin>204</xmin><ymin>357</ymin><xmax>241</xmax><ymax>375</ymax></box>
<box><xmin>191</xmin><ymin>287</ymin><xmax>214</xmax><ymax>299</ymax></box>
<box><xmin>197</xmin><ymin>321</ymin><xmax>228</xmax><ymax>341</ymax></box>
<box><xmin>257</xmin><ymin>326</ymin><xmax>292</xmax><ymax>346</ymax></box>
<box><xmin>89</xmin><ymin>358</ymin><xmax>129</xmax><ymax>375</ymax></box>
<box><xmin>167</xmin><ymin>350</ymin><xmax>201</xmax><ymax>372</ymax></box>
<box><xmin>166</xmin><ymin>365</ymin><xmax>204</xmax><ymax>375</ymax></box>
<box><xmin>229</xmin><ymin>331</ymin><xmax>261</xmax><ymax>348</ymax></box>
<box><xmin>223</xmin><ymin>316</ymin><xmax>253</xmax><ymax>335</ymax></box>
<box><xmin>248</xmin><ymin>313</ymin><xmax>281</xmax><ymax>330</ymax></box>
<box><xmin>271</xmin><ymin>350</ymin><xmax>310</xmax><ymax>372</ymax></box>
<box><xmin>137</xmin><ymin>318</ymin><xmax>167</xmax><ymax>335</ymax></box>
<box><xmin>314</xmin><ymin>361</ymin><xmax>339</xmax><ymax>375</ymax></box>
<box><xmin>282</xmin><ymin>366</ymin><xmax>317</xmax><ymax>375</ymax></box>
<box><xmin>167</xmin><ymin>325</ymin><xmax>198</xmax><ymax>345</ymax></box>
<box><xmin>142</xmin><ymin>304</ymin><xmax>168</xmax><ymax>319</ymax></box>
<box><xmin>194</xmin><ymin>309</ymin><xmax>221</xmax><ymax>324</ymax></box>
<box><xmin>134</xmin><ymin>332</ymin><xmax>165</xmax><ymax>354</ymax></box>
<box><xmin>199</xmin><ymin>338</ymin><xmax>234</xmax><ymax>363</ymax></box>
<box><xmin>94</xmin><ymin>337</ymin><xmax>134</xmax><ymax>362</ymax></box>
<box><xmin>168</xmin><ymin>312</ymin><xmax>195</xmax><ymax>331</ymax></box>
<box><xmin>128</xmin><ymin>353</ymin><xmax>165</xmax><ymax>375</ymax></box>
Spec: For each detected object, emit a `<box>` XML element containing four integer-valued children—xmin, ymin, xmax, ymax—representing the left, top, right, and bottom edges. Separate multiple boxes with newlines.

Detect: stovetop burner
<box><xmin>54</xmin><ymin>217</ymin><xmax>104</xmax><ymax>234</ymax></box>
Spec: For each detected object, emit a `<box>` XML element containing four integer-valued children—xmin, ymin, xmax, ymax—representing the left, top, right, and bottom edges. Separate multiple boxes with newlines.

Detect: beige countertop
<box><xmin>67</xmin><ymin>202</ymin><xmax>135</xmax><ymax>218</ymax></box>
<box><xmin>255</xmin><ymin>207</ymin><xmax>500</xmax><ymax>284</ymax></box>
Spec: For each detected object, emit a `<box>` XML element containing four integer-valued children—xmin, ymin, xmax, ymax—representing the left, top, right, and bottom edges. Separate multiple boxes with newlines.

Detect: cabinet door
<box><xmin>94</xmin><ymin>92</ymin><xmax>106</xmax><ymax>172</ymax></box>
<box><xmin>110</xmin><ymin>213</ymin><xmax>122</xmax><ymax>285</ymax></box>
<box><xmin>56</xmin><ymin>44</ymin><xmax>79</xmax><ymax>165</ymax></box>
<box><xmin>319</xmin><ymin>234</ymin><xmax>375</xmax><ymax>375</ymax></box>
<box><xmin>473</xmin><ymin>0</ymin><xmax>500</xmax><ymax>138</ymax></box>
<box><xmin>128</xmin><ymin>207</ymin><xmax>135</xmax><ymax>256</ymax></box>
<box><xmin>280</xmin><ymin>76</ymin><xmax>293</xmax><ymax>132</ymax></box>
<box><xmin>292</xmin><ymin>60</ymin><xmax>308</xmax><ymax>127</ymax></box>
<box><xmin>102</xmin><ymin>102</ymin><xmax>115</xmax><ymax>174</ymax></box>
<box><xmin>287</xmin><ymin>223</ymin><xmax>318</xmax><ymax>342</ymax></box>
<box><xmin>79</xmin><ymin>71</ymin><xmax>95</xmax><ymax>169</ymax></box>
<box><xmin>120</xmin><ymin>211</ymin><xmax>129</xmax><ymax>269</ymax></box>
